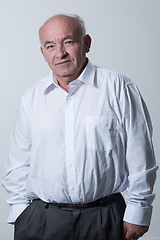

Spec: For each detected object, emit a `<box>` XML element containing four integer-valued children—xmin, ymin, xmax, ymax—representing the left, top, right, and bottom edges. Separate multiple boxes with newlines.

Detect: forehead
<box><xmin>40</xmin><ymin>17</ymin><xmax>80</xmax><ymax>43</ymax></box>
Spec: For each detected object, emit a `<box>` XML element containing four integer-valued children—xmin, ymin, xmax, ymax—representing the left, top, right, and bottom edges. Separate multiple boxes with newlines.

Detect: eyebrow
<box><xmin>44</xmin><ymin>35</ymin><xmax>75</xmax><ymax>48</ymax></box>
<box><xmin>63</xmin><ymin>35</ymin><xmax>75</xmax><ymax>41</ymax></box>
<box><xmin>44</xmin><ymin>41</ymin><xmax>55</xmax><ymax>48</ymax></box>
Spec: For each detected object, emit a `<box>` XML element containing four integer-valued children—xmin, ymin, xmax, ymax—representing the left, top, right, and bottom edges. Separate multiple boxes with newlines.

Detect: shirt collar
<box><xmin>43</xmin><ymin>59</ymin><xmax>96</xmax><ymax>94</ymax></box>
<box><xmin>76</xmin><ymin>59</ymin><xmax>96</xmax><ymax>86</ymax></box>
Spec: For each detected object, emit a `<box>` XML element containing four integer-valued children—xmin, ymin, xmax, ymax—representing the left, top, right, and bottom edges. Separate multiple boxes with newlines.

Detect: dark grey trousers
<box><xmin>14</xmin><ymin>193</ymin><xmax>126</xmax><ymax>240</ymax></box>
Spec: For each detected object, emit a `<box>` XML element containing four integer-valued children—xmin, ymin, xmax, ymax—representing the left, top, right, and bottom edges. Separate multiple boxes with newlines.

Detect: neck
<box><xmin>57</xmin><ymin>80</ymin><xmax>70</xmax><ymax>92</ymax></box>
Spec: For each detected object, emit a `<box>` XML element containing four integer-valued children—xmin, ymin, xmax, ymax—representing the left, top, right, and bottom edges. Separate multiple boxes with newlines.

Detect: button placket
<box><xmin>65</xmin><ymin>95</ymin><xmax>79</xmax><ymax>202</ymax></box>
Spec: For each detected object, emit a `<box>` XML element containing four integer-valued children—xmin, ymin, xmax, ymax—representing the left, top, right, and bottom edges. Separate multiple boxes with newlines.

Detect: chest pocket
<box><xmin>86</xmin><ymin>116</ymin><xmax>117</xmax><ymax>152</ymax></box>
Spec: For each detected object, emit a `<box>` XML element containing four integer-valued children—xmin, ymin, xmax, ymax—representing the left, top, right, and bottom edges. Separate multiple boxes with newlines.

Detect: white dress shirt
<box><xmin>2</xmin><ymin>60</ymin><xmax>158</xmax><ymax>225</ymax></box>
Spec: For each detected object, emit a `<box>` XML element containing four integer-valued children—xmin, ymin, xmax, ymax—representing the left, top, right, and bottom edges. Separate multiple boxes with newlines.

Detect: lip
<box><xmin>55</xmin><ymin>60</ymin><xmax>71</xmax><ymax>66</ymax></box>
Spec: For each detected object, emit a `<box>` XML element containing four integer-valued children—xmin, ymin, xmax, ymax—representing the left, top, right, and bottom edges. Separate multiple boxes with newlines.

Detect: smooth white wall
<box><xmin>0</xmin><ymin>0</ymin><xmax>159</xmax><ymax>239</ymax></box>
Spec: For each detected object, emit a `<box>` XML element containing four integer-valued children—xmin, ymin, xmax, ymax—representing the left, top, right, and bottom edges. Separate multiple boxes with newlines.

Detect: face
<box><xmin>40</xmin><ymin>16</ymin><xmax>91</xmax><ymax>84</ymax></box>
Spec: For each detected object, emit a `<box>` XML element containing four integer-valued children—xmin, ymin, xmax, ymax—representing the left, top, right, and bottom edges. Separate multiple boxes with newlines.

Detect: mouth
<box><xmin>55</xmin><ymin>60</ymin><xmax>71</xmax><ymax>66</ymax></box>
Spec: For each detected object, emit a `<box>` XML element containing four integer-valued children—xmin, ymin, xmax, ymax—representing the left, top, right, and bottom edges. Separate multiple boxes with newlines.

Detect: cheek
<box><xmin>69</xmin><ymin>48</ymin><xmax>82</xmax><ymax>61</ymax></box>
<box><xmin>73</xmin><ymin>52</ymin><xmax>83</xmax><ymax>65</ymax></box>
<box><xmin>45</xmin><ymin>54</ymin><xmax>54</xmax><ymax>65</ymax></box>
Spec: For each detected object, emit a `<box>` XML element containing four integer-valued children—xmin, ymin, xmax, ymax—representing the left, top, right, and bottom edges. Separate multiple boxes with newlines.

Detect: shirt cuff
<box><xmin>7</xmin><ymin>203</ymin><xmax>29</xmax><ymax>224</ymax></box>
<box><xmin>123</xmin><ymin>202</ymin><xmax>153</xmax><ymax>226</ymax></box>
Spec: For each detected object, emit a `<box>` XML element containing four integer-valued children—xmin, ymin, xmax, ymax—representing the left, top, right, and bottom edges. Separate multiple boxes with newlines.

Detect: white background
<box><xmin>0</xmin><ymin>0</ymin><xmax>159</xmax><ymax>239</ymax></box>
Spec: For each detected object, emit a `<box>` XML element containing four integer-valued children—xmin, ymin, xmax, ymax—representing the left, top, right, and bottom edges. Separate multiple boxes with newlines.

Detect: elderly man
<box><xmin>2</xmin><ymin>14</ymin><xmax>158</xmax><ymax>240</ymax></box>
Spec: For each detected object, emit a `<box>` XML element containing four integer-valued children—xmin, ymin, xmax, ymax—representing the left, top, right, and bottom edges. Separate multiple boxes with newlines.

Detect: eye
<box><xmin>46</xmin><ymin>45</ymin><xmax>55</xmax><ymax>51</ymax></box>
<box><xmin>64</xmin><ymin>41</ymin><xmax>74</xmax><ymax>47</ymax></box>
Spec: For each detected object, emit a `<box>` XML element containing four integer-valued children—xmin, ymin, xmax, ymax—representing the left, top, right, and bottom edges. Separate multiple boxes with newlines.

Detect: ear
<box><xmin>84</xmin><ymin>34</ymin><xmax>91</xmax><ymax>53</ymax></box>
<box><xmin>40</xmin><ymin>46</ymin><xmax>47</xmax><ymax>61</ymax></box>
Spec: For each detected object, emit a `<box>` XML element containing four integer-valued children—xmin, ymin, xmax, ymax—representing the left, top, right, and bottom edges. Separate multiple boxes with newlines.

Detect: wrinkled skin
<box><xmin>123</xmin><ymin>221</ymin><xmax>149</xmax><ymax>240</ymax></box>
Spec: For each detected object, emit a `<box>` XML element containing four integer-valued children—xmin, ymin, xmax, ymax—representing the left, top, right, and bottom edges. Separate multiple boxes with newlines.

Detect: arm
<box><xmin>118</xmin><ymin>78</ymin><xmax>158</xmax><ymax>236</ymax></box>
<box><xmin>2</xmin><ymin>96</ymin><xmax>31</xmax><ymax>224</ymax></box>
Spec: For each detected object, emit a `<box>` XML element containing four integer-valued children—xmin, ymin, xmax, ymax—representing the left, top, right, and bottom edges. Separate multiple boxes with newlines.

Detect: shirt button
<box><xmin>72</xmin><ymin>187</ymin><xmax>75</xmax><ymax>191</ymax></box>
<box><xmin>69</xmin><ymin>164</ymin><xmax>73</xmax><ymax>167</ymax></box>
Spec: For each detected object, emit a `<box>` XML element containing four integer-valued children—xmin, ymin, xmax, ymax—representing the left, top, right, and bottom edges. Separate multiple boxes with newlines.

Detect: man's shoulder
<box><xmin>95</xmin><ymin>65</ymin><xmax>133</xmax><ymax>86</ymax></box>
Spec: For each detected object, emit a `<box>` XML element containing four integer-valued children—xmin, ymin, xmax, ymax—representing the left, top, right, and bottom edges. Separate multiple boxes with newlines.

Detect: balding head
<box><xmin>39</xmin><ymin>14</ymin><xmax>86</xmax><ymax>44</ymax></box>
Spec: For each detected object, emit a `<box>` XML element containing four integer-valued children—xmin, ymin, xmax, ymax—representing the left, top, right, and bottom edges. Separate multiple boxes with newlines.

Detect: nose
<box><xmin>55</xmin><ymin>44</ymin><xmax>68</xmax><ymax>59</ymax></box>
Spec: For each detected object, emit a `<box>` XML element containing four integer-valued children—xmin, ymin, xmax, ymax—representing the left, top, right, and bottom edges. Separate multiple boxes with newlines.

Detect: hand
<box><xmin>123</xmin><ymin>221</ymin><xmax>149</xmax><ymax>240</ymax></box>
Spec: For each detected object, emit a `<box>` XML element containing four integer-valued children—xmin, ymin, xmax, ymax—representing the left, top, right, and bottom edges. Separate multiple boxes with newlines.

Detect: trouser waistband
<box><xmin>34</xmin><ymin>193</ymin><xmax>121</xmax><ymax>210</ymax></box>
<box><xmin>16</xmin><ymin>193</ymin><xmax>126</xmax><ymax>240</ymax></box>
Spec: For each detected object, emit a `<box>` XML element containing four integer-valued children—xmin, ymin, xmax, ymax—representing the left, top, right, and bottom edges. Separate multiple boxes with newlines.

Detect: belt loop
<box><xmin>45</xmin><ymin>202</ymin><xmax>49</xmax><ymax>209</ymax></box>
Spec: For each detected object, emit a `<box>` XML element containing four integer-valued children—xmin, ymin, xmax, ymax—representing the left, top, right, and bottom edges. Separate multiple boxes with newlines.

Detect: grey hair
<box><xmin>64</xmin><ymin>14</ymin><xmax>86</xmax><ymax>36</ymax></box>
<box><xmin>39</xmin><ymin>14</ymin><xmax>86</xmax><ymax>38</ymax></box>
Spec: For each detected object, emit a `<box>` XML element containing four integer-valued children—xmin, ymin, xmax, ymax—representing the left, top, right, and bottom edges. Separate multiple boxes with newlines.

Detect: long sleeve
<box><xmin>119</xmin><ymin>79</ymin><xmax>158</xmax><ymax>225</ymax></box>
<box><xmin>2</xmin><ymin>96</ymin><xmax>31</xmax><ymax>223</ymax></box>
